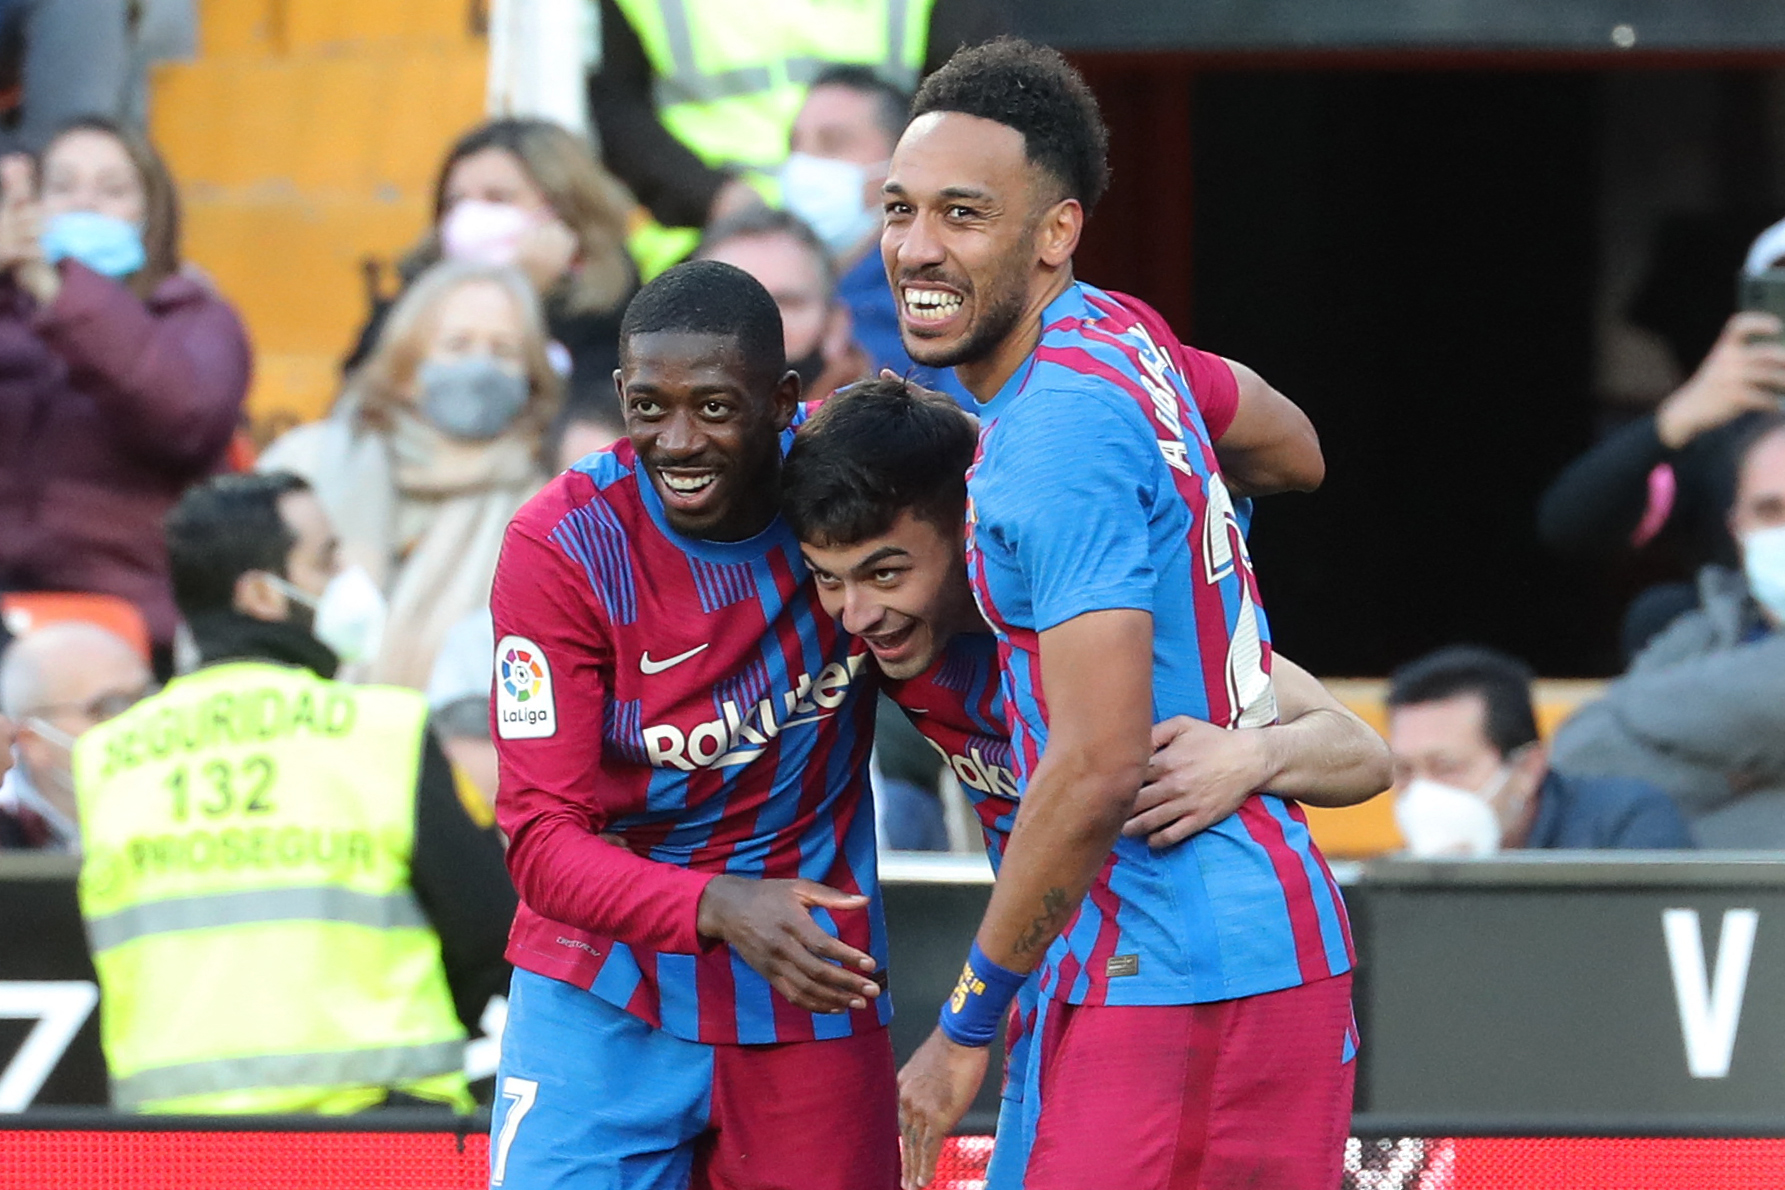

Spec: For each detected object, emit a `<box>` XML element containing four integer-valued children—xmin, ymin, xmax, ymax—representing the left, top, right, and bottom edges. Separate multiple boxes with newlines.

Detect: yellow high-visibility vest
<box><xmin>615</xmin><ymin>0</ymin><xmax>934</xmax><ymax>278</ymax></box>
<box><xmin>73</xmin><ymin>661</ymin><xmax>472</xmax><ymax>1114</ymax></box>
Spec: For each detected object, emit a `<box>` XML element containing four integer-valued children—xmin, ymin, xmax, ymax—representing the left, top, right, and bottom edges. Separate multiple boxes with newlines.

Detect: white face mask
<box><xmin>267</xmin><ymin>566</ymin><xmax>388</xmax><ymax>665</ymax></box>
<box><xmin>1395</xmin><ymin>776</ymin><xmax>1505</xmax><ymax>858</ymax></box>
<box><xmin>1741</xmin><ymin>523</ymin><xmax>1785</xmax><ymax>624</ymax></box>
<box><xmin>780</xmin><ymin>152</ymin><xmax>884</xmax><ymax>258</ymax></box>
<box><xmin>17</xmin><ymin>719</ymin><xmax>80</xmax><ymax>848</ymax></box>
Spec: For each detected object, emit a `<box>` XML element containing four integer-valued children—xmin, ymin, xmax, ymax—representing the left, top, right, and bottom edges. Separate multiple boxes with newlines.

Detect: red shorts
<box><xmin>695</xmin><ymin>1025</ymin><xmax>899</xmax><ymax>1189</ymax></box>
<box><xmin>1022</xmin><ymin>973</ymin><xmax>1356</xmax><ymax>1190</ymax></box>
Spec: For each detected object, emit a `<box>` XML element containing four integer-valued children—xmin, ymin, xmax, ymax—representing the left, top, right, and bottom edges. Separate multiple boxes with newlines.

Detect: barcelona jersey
<box><xmin>964</xmin><ymin>282</ymin><xmax>1353</xmax><ymax>1008</ymax></box>
<box><xmin>489</xmin><ymin>433</ymin><xmax>888</xmax><ymax>1046</ymax></box>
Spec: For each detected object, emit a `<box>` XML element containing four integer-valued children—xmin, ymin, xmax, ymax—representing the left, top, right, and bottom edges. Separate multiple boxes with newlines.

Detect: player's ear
<box><xmin>1038</xmin><ymin>197</ymin><xmax>1082</xmax><ymax>269</ymax></box>
<box><xmin>770</xmin><ymin>368</ymin><xmax>801</xmax><ymax>432</ymax></box>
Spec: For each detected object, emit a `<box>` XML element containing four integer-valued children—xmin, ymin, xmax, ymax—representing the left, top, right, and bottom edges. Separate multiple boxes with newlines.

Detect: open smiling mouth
<box><xmin>654</xmin><ymin>467</ymin><xmax>720</xmax><ymax>510</ymax></box>
<box><xmin>864</xmin><ymin>621</ymin><xmax>917</xmax><ymax>655</ymax></box>
<box><xmin>902</xmin><ymin>285</ymin><xmax>965</xmax><ymax>325</ymax></box>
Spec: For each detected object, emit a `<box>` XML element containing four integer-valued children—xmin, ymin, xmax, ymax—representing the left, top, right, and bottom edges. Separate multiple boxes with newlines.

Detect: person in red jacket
<box><xmin>0</xmin><ymin>117</ymin><xmax>251</xmax><ymax>672</ymax></box>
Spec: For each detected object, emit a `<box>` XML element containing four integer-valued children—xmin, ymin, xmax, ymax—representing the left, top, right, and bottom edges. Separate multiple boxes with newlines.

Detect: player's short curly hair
<box><xmin>911</xmin><ymin>37</ymin><xmax>1110</xmax><ymax>214</ymax></box>
<box><xmin>620</xmin><ymin>259</ymin><xmax>786</xmax><ymax>387</ymax></box>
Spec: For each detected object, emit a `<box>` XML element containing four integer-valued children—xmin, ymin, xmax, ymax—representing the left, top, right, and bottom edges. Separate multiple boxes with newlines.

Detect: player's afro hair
<box><xmin>911</xmin><ymin>37</ymin><xmax>1110</xmax><ymax>214</ymax></box>
<box><xmin>619</xmin><ymin>259</ymin><xmax>786</xmax><ymax>384</ymax></box>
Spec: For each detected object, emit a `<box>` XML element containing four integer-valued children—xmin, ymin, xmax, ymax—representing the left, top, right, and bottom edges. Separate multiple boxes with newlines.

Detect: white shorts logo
<box><xmin>495</xmin><ymin>635</ymin><xmax>557</xmax><ymax>739</ymax></box>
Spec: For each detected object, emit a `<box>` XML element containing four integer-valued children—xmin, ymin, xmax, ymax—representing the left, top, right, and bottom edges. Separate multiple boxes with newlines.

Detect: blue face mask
<box><xmin>40</xmin><ymin>211</ymin><xmax>146</xmax><ymax>278</ymax></box>
<box><xmin>1742</xmin><ymin>524</ymin><xmax>1785</xmax><ymax>624</ymax></box>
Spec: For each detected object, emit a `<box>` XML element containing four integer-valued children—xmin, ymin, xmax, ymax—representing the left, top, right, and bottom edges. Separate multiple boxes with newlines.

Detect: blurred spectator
<box><xmin>0</xmin><ymin>619</ymin><xmax>149</xmax><ymax>851</ymax></box>
<box><xmin>346</xmin><ymin>117</ymin><xmax>635</xmax><ymax>417</ymax></box>
<box><xmin>0</xmin><ymin>117</ymin><xmax>247</xmax><ymax>672</ymax></box>
<box><xmin>696</xmin><ymin>206</ymin><xmax>867</xmax><ymax>400</ymax></box>
<box><xmin>263</xmin><ymin>262</ymin><xmax>561</xmax><ymax>690</ymax></box>
<box><xmin>1388</xmin><ymin>645</ymin><xmax>1693</xmax><ymax>855</ymax></box>
<box><xmin>548</xmin><ymin>392</ymin><xmax>626</xmax><ymax>473</ymax></box>
<box><xmin>1539</xmin><ymin>220</ymin><xmax>1785</xmax><ymax>660</ymax></box>
<box><xmin>1552</xmin><ymin>416</ymin><xmax>1785</xmax><ymax>847</ymax></box>
<box><xmin>0</xmin><ymin>0</ymin><xmax>126</xmax><ymax>154</ymax></box>
<box><xmin>71</xmin><ymin>471</ymin><xmax>515</xmax><ymax>1113</ymax></box>
<box><xmin>784</xmin><ymin>65</ymin><xmax>971</xmax><ymax>406</ymax></box>
<box><xmin>589</xmin><ymin>0</ymin><xmax>1007</xmax><ymax>267</ymax></box>
<box><xmin>425</xmin><ymin>608</ymin><xmax>498</xmax><ymax>815</ymax></box>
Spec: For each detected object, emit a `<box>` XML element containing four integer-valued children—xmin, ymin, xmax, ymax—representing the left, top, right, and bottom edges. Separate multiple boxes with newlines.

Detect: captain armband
<box><xmin>937</xmin><ymin>940</ymin><xmax>1025</xmax><ymax>1048</ymax></box>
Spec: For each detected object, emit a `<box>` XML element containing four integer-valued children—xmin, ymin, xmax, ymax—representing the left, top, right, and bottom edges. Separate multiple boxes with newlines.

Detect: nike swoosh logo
<box><xmin>640</xmin><ymin>644</ymin><xmax>711</xmax><ymax>675</ymax></box>
<box><xmin>778</xmin><ymin>712</ymin><xmax>835</xmax><ymax>729</ymax></box>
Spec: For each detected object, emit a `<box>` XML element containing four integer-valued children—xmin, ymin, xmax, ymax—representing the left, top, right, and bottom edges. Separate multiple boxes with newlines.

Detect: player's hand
<box><xmin>1123</xmin><ymin>716</ymin><xmax>1273</xmax><ymax>848</ymax></box>
<box><xmin>695</xmin><ymin>874</ymin><xmax>881</xmax><ymax>1014</ymax></box>
<box><xmin>1655</xmin><ymin>312</ymin><xmax>1785</xmax><ymax>449</ymax></box>
<box><xmin>897</xmin><ymin>1026</ymin><xmax>988</xmax><ymax>1190</ymax></box>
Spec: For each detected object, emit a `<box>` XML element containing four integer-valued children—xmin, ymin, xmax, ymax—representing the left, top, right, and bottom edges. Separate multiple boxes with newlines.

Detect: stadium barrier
<box><xmin>16</xmin><ymin>853</ymin><xmax>1785</xmax><ymax>1184</ymax></box>
<box><xmin>13</xmin><ymin>1112</ymin><xmax>1785</xmax><ymax>1189</ymax></box>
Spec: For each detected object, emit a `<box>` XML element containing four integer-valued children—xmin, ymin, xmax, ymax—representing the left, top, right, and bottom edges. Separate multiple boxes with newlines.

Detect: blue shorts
<box><xmin>491</xmin><ymin>969</ymin><xmax>898</xmax><ymax>1190</ymax></box>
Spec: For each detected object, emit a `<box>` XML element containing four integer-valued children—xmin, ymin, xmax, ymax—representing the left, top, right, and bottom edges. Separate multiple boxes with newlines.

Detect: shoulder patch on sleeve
<box><xmin>495</xmin><ymin>635</ymin><xmax>557</xmax><ymax>739</ymax></box>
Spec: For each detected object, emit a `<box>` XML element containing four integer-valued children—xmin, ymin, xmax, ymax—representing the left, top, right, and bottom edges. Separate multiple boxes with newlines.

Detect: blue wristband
<box><xmin>937</xmin><ymin>941</ymin><xmax>1025</xmax><ymax>1047</ymax></box>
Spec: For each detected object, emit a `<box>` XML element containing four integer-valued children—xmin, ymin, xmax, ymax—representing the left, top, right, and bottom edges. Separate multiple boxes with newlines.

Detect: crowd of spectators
<box><xmin>2</xmin><ymin>0</ymin><xmax>1785</xmax><ymax>1118</ymax></box>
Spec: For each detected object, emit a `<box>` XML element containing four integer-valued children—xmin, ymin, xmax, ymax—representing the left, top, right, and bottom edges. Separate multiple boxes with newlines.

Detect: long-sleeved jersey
<box><xmin>490</xmin><ymin>439</ymin><xmax>888</xmax><ymax>1045</ymax></box>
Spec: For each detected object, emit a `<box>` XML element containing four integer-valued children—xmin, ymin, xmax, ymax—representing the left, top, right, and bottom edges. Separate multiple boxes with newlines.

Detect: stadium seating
<box><xmin>147</xmin><ymin>0</ymin><xmax>489</xmax><ymax>442</ymax></box>
<box><xmin>0</xmin><ymin>592</ymin><xmax>152</xmax><ymax>663</ymax></box>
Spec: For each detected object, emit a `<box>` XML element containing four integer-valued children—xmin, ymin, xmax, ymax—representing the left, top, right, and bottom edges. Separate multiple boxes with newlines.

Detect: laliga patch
<box><xmin>495</xmin><ymin>635</ymin><xmax>557</xmax><ymax>739</ymax></box>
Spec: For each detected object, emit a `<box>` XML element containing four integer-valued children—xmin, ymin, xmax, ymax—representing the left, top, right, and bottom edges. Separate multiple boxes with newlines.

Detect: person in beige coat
<box><xmin>260</xmin><ymin>260</ymin><xmax>562</xmax><ymax>689</ymax></box>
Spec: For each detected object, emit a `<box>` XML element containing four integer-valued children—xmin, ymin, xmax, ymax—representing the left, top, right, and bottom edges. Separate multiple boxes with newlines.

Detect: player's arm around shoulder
<box><xmin>1126</xmin><ymin>655</ymin><xmax>1393</xmax><ymax>849</ymax></box>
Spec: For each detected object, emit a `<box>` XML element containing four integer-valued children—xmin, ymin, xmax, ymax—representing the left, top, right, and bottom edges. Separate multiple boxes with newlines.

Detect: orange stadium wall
<box><xmin>148</xmin><ymin>0</ymin><xmax>491</xmax><ymax>445</ymax></box>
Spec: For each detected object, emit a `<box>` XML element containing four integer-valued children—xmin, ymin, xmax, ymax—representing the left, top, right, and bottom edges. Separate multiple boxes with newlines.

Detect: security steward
<box><xmin>592</xmin><ymin>0</ymin><xmax>1008</xmax><ymax>275</ymax></box>
<box><xmin>72</xmin><ymin>472</ymin><xmax>516</xmax><ymax>1114</ymax></box>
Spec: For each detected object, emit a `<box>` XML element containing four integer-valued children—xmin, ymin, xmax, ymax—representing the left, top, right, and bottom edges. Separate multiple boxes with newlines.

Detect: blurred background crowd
<box><xmin>1</xmin><ymin>0</ymin><xmax>1784</xmax><ymax>1114</ymax></box>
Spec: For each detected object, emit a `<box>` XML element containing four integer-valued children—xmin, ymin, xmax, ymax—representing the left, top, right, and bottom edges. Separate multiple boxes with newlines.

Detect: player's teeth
<box><xmin>904</xmin><ymin>289</ymin><xmax>963</xmax><ymax>322</ymax></box>
<box><xmin>663</xmin><ymin>474</ymin><xmax>714</xmax><ymax>493</ymax></box>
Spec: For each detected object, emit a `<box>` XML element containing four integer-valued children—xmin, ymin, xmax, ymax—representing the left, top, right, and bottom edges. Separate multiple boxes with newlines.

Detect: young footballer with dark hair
<box><xmin>880</xmin><ymin>38</ymin><xmax>1361</xmax><ymax>1189</ymax></box>
<box><xmin>487</xmin><ymin>260</ymin><xmax>896</xmax><ymax>1189</ymax></box>
<box><xmin>782</xmin><ymin>378</ymin><xmax>1389</xmax><ymax>1188</ymax></box>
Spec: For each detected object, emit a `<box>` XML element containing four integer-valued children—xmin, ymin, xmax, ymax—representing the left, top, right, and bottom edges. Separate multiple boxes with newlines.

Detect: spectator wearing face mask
<box><xmin>781</xmin><ymin>65</ymin><xmax>971</xmax><ymax>408</ymax></box>
<box><xmin>695</xmin><ymin>205</ymin><xmax>867</xmax><ymax>400</ymax></box>
<box><xmin>0</xmin><ymin>619</ymin><xmax>150</xmax><ymax>852</ymax></box>
<box><xmin>263</xmin><ymin>262</ymin><xmax>562</xmax><ymax>690</ymax></box>
<box><xmin>0</xmin><ymin>117</ymin><xmax>251</xmax><ymax>669</ymax></box>
<box><xmin>345</xmin><ymin>118</ymin><xmax>636</xmax><ymax>419</ymax></box>
<box><xmin>1388</xmin><ymin>645</ymin><xmax>1692</xmax><ymax>856</ymax></box>
<box><xmin>1538</xmin><ymin>218</ymin><xmax>1785</xmax><ymax>661</ymax></box>
<box><xmin>1552</xmin><ymin>415</ymin><xmax>1785</xmax><ymax>847</ymax></box>
<box><xmin>69</xmin><ymin>472</ymin><xmax>514</xmax><ymax>1113</ymax></box>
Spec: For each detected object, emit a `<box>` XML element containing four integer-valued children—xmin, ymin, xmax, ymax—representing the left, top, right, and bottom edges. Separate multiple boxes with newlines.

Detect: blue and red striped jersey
<box><xmin>883</xmin><ymin>630</ymin><xmax>1017</xmax><ymax>866</ymax></box>
<box><xmin>964</xmin><ymin>281</ymin><xmax>1353</xmax><ymax>1007</ymax></box>
<box><xmin>490</xmin><ymin>435</ymin><xmax>890</xmax><ymax>1045</ymax></box>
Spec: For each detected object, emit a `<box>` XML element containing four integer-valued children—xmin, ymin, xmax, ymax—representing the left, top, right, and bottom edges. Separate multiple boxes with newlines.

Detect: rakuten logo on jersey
<box><xmin>643</xmin><ymin>655</ymin><xmax>869</xmax><ymax>771</ymax></box>
<box><xmin>922</xmin><ymin>736</ymin><xmax>1019</xmax><ymax>800</ymax></box>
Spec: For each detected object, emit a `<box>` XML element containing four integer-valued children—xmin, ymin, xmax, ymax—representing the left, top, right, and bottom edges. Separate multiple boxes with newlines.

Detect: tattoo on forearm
<box><xmin>1012</xmin><ymin>887</ymin><xmax>1072</xmax><ymax>956</ymax></box>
